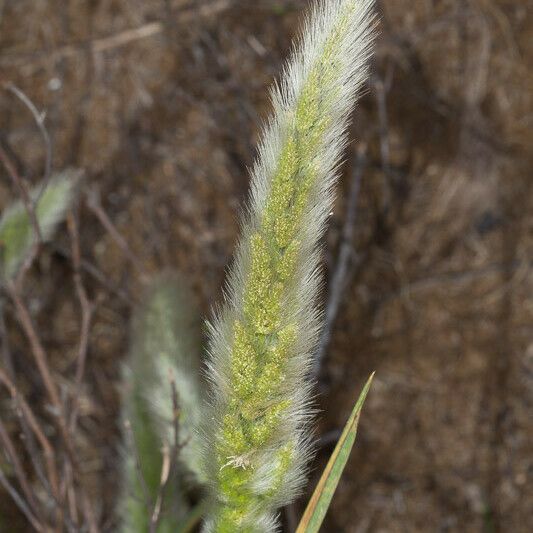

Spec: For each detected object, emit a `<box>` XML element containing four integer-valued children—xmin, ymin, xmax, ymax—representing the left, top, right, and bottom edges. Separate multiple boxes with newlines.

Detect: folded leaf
<box><xmin>296</xmin><ymin>373</ymin><xmax>374</xmax><ymax>533</ymax></box>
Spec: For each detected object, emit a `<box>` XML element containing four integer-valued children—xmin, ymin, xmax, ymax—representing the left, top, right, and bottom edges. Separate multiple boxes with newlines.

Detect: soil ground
<box><xmin>0</xmin><ymin>0</ymin><xmax>531</xmax><ymax>531</ymax></box>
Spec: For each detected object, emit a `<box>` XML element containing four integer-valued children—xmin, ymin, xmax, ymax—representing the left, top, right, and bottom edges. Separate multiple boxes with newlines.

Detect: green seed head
<box><xmin>203</xmin><ymin>1</ymin><xmax>376</xmax><ymax>531</ymax></box>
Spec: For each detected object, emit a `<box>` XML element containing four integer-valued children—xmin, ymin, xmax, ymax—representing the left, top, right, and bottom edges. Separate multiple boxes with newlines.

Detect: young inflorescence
<box><xmin>120</xmin><ymin>275</ymin><xmax>204</xmax><ymax>532</ymax></box>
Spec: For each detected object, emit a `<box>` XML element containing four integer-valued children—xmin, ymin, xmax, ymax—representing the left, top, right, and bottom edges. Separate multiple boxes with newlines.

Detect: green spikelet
<box><xmin>0</xmin><ymin>169</ymin><xmax>81</xmax><ymax>281</ymax></box>
<box><xmin>120</xmin><ymin>274</ymin><xmax>205</xmax><ymax>532</ymax></box>
<box><xmin>202</xmin><ymin>1</ymin><xmax>376</xmax><ymax>531</ymax></box>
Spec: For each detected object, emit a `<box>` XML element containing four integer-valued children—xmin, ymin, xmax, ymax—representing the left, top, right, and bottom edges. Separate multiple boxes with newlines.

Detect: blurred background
<box><xmin>0</xmin><ymin>0</ymin><xmax>531</xmax><ymax>531</ymax></box>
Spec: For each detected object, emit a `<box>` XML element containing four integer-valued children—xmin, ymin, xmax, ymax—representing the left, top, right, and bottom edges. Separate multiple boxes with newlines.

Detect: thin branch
<box><xmin>0</xmin><ymin>419</ymin><xmax>43</xmax><ymax>524</ymax></box>
<box><xmin>149</xmin><ymin>375</ymin><xmax>184</xmax><ymax>533</ymax></box>
<box><xmin>62</xmin><ymin>214</ymin><xmax>100</xmax><ymax>531</ymax></box>
<box><xmin>4</xmin><ymin>83</ymin><xmax>53</xmax><ymax>187</ymax></box>
<box><xmin>52</xmin><ymin>244</ymin><xmax>134</xmax><ymax>305</ymax></box>
<box><xmin>2</xmin><ymin>281</ymin><xmax>98</xmax><ymax>527</ymax></box>
<box><xmin>66</xmin><ymin>212</ymin><xmax>96</xmax><ymax>432</ymax></box>
<box><xmin>0</xmin><ymin>1</ymin><xmax>233</xmax><ymax>67</ymax></box>
<box><xmin>313</xmin><ymin>146</ymin><xmax>367</xmax><ymax>380</ymax></box>
<box><xmin>0</xmin><ymin>302</ymin><xmax>15</xmax><ymax>380</ymax></box>
<box><xmin>149</xmin><ymin>445</ymin><xmax>171</xmax><ymax>533</ymax></box>
<box><xmin>5</xmin><ymin>281</ymin><xmax>65</xmax><ymax>432</ymax></box>
<box><xmin>13</xmin><ymin>407</ymin><xmax>59</xmax><ymax>523</ymax></box>
<box><xmin>380</xmin><ymin>259</ymin><xmax>532</xmax><ymax>305</ymax></box>
<box><xmin>0</xmin><ymin>84</ymin><xmax>58</xmax><ymax>285</ymax></box>
<box><xmin>0</xmin><ymin>465</ymin><xmax>43</xmax><ymax>532</ymax></box>
<box><xmin>0</xmin><ymin>324</ymin><xmax>51</xmax><ymax>516</ymax></box>
<box><xmin>86</xmin><ymin>189</ymin><xmax>148</xmax><ymax>280</ymax></box>
<box><xmin>0</xmin><ymin>366</ymin><xmax>60</xmax><ymax>503</ymax></box>
<box><xmin>372</xmin><ymin>69</ymin><xmax>394</xmax><ymax>212</ymax></box>
<box><xmin>169</xmin><ymin>374</ymin><xmax>180</xmax><ymax>452</ymax></box>
<box><xmin>65</xmin><ymin>462</ymin><xmax>79</xmax><ymax>528</ymax></box>
<box><xmin>374</xmin><ymin>77</ymin><xmax>391</xmax><ymax>177</ymax></box>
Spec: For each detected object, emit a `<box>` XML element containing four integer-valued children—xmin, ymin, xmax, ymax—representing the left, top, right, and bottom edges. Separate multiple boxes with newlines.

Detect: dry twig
<box><xmin>149</xmin><ymin>375</ymin><xmax>182</xmax><ymax>533</ymax></box>
<box><xmin>0</xmin><ymin>466</ymin><xmax>42</xmax><ymax>532</ymax></box>
<box><xmin>66</xmin><ymin>212</ymin><xmax>97</xmax><ymax>432</ymax></box>
<box><xmin>0</xmin><ymin>1</ymin><xmax>233</xmax><ymax>67</ymax></box>
<box><xmin>86</xmin><ymin>189</ymin><xmax>148</xmax><ymax>280</ymax></box>
<box><xmin>4</xmin><ymin>83</ymin><xmax>52</xmax><ymax>186</ymax></box>
<box><xmin>0</xmin><ymin>420</ymin><xmax>43</xmax><ymax>526</ymax></box>
<box><xmin>0</xmin><ymin>367</ymin><xmax>59</xmax><ymax>503</ymax></box>
<box><xmin>4</xmin><ymin>281</ymin><xmax>99</xmax><ymax>530</ymax></box>
<box><xmin>313</xmin><ymin>146</ymin><xmax>367</xmax><ymax>380</ymax></box>
<box><xmin>53</xmin><ymin>244</ymin><xmax>134</xmax><ymax>305</ymax></box>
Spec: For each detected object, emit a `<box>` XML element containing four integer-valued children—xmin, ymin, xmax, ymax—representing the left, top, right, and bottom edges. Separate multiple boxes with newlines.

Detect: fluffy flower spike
<box><xmin>203</xmin><ymin>1</ymin><xmax>377</xmax><ymax>531</ymax></box>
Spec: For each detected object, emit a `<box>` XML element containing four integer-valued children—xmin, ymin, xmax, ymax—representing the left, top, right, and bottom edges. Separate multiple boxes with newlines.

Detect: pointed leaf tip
<box><xmin>296</xmin><ymin>372</ymin><xmax>375</xmax><ymax>533</ymax></box>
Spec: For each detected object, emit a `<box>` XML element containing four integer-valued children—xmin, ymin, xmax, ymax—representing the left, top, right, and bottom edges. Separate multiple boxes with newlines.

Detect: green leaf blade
<box><xmin>296</xmin><ymin>372</ymin><xmax>375</xmax><ymax>533</ymax></box>
<box><xmin>0</xmin><ymin>169</ymin><xmax>81</xmax><ymax>280</ymax></box>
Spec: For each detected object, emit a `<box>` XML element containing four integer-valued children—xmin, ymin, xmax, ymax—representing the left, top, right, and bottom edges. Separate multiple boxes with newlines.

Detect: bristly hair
<box><xmin>202</xmin><ymin>1</ymin><xmax>377</xmax><ymax>530</ymax></box>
